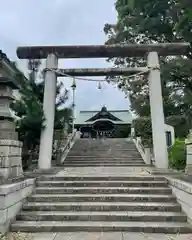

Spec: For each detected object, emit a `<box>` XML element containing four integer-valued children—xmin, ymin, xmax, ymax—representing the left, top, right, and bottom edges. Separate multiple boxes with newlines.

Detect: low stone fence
<box><xmin>0</xmin><ymin>178</ymin><xmax>35</xmax><ymax>233</ymax></box>
<box><xmin>132</xmin><ymin>137</ymin><xmax>152</xmax><ymax>165</ymax></box>
<box><xmin>166</xmin><ymin>176</ymin><xmax>192</xmax><ymax>223</ymax></box>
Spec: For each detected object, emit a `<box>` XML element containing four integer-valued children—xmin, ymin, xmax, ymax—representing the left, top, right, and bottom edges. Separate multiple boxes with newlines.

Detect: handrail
<box><xmin>132</xmin><ymin>136</ymin><xmax>152</xmax><ymax>165</ymax></box>
<box><xmin>62</xmin><ymin>129</ymin><xmax>77</xmax><ymax>153</ymax></box>
<box><xmin>58</xmin><ymin>129</ymin><xmax>77</xmax><ymax>164</ymax></box>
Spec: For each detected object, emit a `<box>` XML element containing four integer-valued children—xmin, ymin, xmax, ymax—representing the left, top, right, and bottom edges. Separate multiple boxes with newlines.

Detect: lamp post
<box><xmin>71</xmin><ymin>77</ymin><xmax>76</xmax><ymax>132</ymax></box>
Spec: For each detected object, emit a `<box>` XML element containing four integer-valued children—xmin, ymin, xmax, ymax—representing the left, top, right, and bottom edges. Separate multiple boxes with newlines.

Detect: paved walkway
<box><xmin>8</xmin><ymin>232</ymin><xmax>192</xmax><ymax>240</ymax></box>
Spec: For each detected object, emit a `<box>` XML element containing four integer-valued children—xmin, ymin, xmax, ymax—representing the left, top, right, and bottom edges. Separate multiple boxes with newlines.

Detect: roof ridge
<box><xmin>80</xmin><ymin>110</ymin><xmax>129</xmax><ymax>113</ymax></box>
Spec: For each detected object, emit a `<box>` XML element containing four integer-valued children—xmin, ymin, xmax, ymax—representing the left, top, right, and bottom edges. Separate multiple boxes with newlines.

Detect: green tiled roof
<box><xmin>75</xmin><ymin>109</ymin><xmax>132</xmax><ymax>125</ymax></box>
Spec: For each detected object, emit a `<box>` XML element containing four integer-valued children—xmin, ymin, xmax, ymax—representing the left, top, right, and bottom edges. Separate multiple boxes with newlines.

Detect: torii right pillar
<box><xmin>148</xmin><ymin>52</ymin><xmax>168</xmax><ymax>169</ymax></box>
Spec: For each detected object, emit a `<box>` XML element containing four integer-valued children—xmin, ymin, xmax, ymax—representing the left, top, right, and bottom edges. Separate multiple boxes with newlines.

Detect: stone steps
<box><xmin>70</xmin><ymin>147</ymin><xmax>138</xmax><ymax>150</ymax></box>
<box><xmin>64</xmin><ymin>159</ymin><xmax>144</xmax><ymax>162</ymax></box>
<box><xmin>64</xmin><ymin>159</ymin><xmax>143</xmax><ymax>162</ymax></box>
<box><xmin>21</xmin><ymin>202</ymin><xmax>182</xmax><ymax>212</ymax></box>
<box><xmin>35</xmin><ymin>186</ymin><xmax>173</xmax><ymax>194</ymax></box>
<box><xmin>65</xmin><ymin>156</ymin><xmax>143</xmax><ymax>160</ymax></box>
<box><xmin>65</xmin><ymin>159</ymin><xmax>143</xmax><ymax>162</ymax></box>
<box><xmin>36</xmin><ymin>180</ymin><xmax>168</xmax><ymax>187</ymax></box>
<box><xmin>11</xmin><ymin>139</ymin><xmax>192</xmax><ymax>234</ymax></box>
<box><xmin>17</xmin><ymin>211</ymin><xmax>187</xmax><ymax>222</ymax></box>
<box><xmin>69</xmin><ymin>148</ymin><xmax>139</xmax><ymax>151</ymax></box>
<box><xmin>63</xmin><ymin>161</ymin><xmax>144</xmax><ymax>164</ymax></box>
<box><xmin>38</xmin><ymin>176</ymin><xmax>166</xmax><ymax>181</ymax></box>
<box><xmin>63</xmin><ymin>163</ymin><xmax>146</xmax><ymax>167</ymax></box>
<box><xmin>69</xmin><ymin>149</ymin><xmax>138</xmax><ymax>152</ymax></box>
<box><xmin>27</xmin><ymin>193</ymin><xmax>177</xmax><ymax>202</ymax></box>
<box><xmin>65</xmin><ymin>158</ymin><xmax>144</xmax><ymax>164</ymax></box>
<box><xmin>68</xmin><ymin>153</ymin><xmax>141</xmax><ymax>156</ymax></box>
<box><xmin>11</xmin><ymin>176</ymin><xmax>192</xmax><ymax>234</ymax></box>
<box><xmin>67</xmin><ymin>153</ymin><xmax>141</xmax><ymax>156</ymax></box>
<box><xmin>63</xmin><ymin>140</ymin><xmax>144</xmax><ymax>168</ymax></box>
<box><xmin>11</xmin><ymin>221</ymin><xmax>192</xmax><ymax>233</ymax></box>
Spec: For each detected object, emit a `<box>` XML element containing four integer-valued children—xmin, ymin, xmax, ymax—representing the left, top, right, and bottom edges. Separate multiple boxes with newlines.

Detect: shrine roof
<box><xmin>75</xmin><ymin>109</ymin><xmax>132</xmax><ymax>125</ymax></box>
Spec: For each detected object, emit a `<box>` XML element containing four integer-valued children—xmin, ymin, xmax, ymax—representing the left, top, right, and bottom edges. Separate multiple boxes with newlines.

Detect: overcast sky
<box><xmin>0</xmin><ymin>0</ymin><xmax>130</xmax><ymax>113</ymax></box>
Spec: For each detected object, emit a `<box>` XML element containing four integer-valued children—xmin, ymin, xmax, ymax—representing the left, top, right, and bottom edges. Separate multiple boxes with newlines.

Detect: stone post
<box><xmin>54</xmin><ymin>129</ymin><xmax>66</xmax><ymax>166</ymax></box>
<box><xmin>145</xmin><ymin>148</ymin><xmax>151</xmax><ymax>165</ymax></box>
<box><xmin>185</xmin><ymin>130</ymin><xmax>192</xmax><ymax>173</ymax></box>
<box><xmin>38</xmin><ymin>54</ymin><xmax>58</xmax><ymax>169</ymax></box>
<box><xmin>148</xmin><ymin>52</ymin><xmax>168</xmax><ymax>169</ymax></box>
<box><xmin>64</xmin><ymin>122</ymin><xmax>69</xmax><ymax>138</ymax></box>
<box><xmin>0</xmin><ymin>77</ymin><xmax>23</xmax><ymax>179</ymax></box>
<box><xmin>131</xmin><ymin>127</ymin><xmax>135</xmax><ymax>138</ymax></box>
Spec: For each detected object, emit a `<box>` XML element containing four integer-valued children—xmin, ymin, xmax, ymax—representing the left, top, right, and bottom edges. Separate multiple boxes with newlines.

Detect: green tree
<box><xmin>104</xmin><ymin>0</ymin><xmax>192</xmax><ymax>136</ymax></box>
<box><xmin>11</xmin><ymin>60</ymin><xmax>72</xmax><ymax>169</ymax></box>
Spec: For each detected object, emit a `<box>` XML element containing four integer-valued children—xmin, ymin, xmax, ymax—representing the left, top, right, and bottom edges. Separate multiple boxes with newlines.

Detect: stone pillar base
<box><xmin>185</xmin><ymin>142</ymin><xmax>192</xmax><ymax>174</ymax></box>
<box><xmin>185</xmin><ymin>165</ymin><xmax>192</xmax><ymax>174</ymax></box>
<box><xmin>0</xmin><ymin>140</ymin><xmax>23</xmax><ymax>179</ymax></box>
<box><xmin>0</xmin><ymin>120</ymin><xmax>18</xmax><ymax>140</ymax></box>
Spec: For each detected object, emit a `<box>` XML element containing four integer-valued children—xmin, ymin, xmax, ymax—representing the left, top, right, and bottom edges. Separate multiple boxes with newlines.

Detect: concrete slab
<box><xmin>5</xmin><ymin>232</ymin><xmax>56</xmax><ymax>240</ymax></box>
<box><xmin>7</xmin><ymin>232</ymin><xmax>192</xmax><ymax>239</ymax></box>
<box><xmin>100</xmin><ymin>232</ymin><xmax>123</xmax><ymax>240</ymax></box>
<box><xmin>54</xmin><ymin>232</ymin><xmax>101</xmax><ymax>240</ymax></box>
<box><xmin>56</xmin><ymin>167</ymin><xmax>150</xmax><ymax>177</ymax></box>
<box><xmin>31</xmin><ymin>233</ymin><xmax>57</xmax><ymax>240</ymax></box>
<box><xmin>26</xmin><ymin>232</ymin><xmax>192</xmax><ymax>240</ymax></box>
<box><xmin>122</xmin><ymin>233</ymin><xmax>192</xmax><ymax>240</ymax></box>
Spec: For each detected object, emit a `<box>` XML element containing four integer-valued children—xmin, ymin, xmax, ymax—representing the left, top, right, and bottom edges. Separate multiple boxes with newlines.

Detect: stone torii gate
<box><xmin>16</xmin><ymin>43</ymin><xmax>190</xmax><ymax>170</ymax></box>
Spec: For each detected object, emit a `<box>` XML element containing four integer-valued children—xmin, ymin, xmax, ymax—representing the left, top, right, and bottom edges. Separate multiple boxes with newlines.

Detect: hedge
<box><xmin>166</xmin><ymin>115</ymin><xmax>188</xmax><ymax>138</ymax></box>
<box><xmin>132</xmin><ymin>115</ymin><xmax>189</xmax><ymax>147</ymax></box>
<box><xmin>132</xmin><ymin>117</ymin><xmax>152</xmax><ymax>147</ymax></box>
<box><xmin>168</xmin><ymin>138</ymin><xmax>186</xmax><ymax>170</ymax></box>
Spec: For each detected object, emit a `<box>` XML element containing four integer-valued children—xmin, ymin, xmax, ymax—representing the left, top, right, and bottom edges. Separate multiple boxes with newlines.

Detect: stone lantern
<box><xmin>0</xmin><ymin>75</ymin><xmax>23</xmax><ymax>179</ymax></box>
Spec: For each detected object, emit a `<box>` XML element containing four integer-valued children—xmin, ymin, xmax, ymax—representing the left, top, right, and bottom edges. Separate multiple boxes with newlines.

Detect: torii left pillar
<box><xmin>148</xmin><ymin>51</ymin><xmax>168</xmax><ymax>169</ymax></box>
<box><xmin>38</xmin><ymin>53</ymin><xmax>58</xmax><ymax>169</ymax></box>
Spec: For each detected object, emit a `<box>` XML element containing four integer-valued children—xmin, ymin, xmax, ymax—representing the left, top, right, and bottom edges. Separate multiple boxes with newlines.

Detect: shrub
<box><xmin>132</xmin><ymin>117</ymin><xmax>152</xmax><ymax>147</ymax></box>
<box><xmin>113</xmin><ymin>125</ymin><xmax>131</xmax><ymax>138</ymax></box>
<box><xmin>166</xmin><ymin>115</ymin><xmax>189</xmax><ymax>138</ymax></box>
<box><xmin>168</xmin><ymin>138</ymin><xmax>186</xmax><ymax>170</ymax></box>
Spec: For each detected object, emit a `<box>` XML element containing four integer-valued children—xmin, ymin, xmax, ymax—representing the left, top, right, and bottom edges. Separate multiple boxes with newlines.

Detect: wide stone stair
<box><xmin>63</xmin><ymin>139</ymin><xmax>146</xmax><ymax>167</ymax></box>
<box><xmin>11</xmin><ymin>175</ymin><xmax>192</xmax><ymax>233</ymax></box>
<box><xmin>11</xmin><ymin>139</ymin><xmax>192</xmax><ymax>233</ymax></box>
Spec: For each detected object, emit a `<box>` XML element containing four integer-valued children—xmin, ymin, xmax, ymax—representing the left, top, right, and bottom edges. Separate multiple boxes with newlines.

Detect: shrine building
<box><xmin>74</xmin><ymin>106</ymin><xmax>132</xmax><ymax>138</ymax></box>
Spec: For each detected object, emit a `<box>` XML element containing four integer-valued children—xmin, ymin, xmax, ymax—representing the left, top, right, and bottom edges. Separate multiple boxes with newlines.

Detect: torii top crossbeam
<box><xmin>16</xmin><ymin>43</ymin><xmax>190</xmax><ymax>59</ymax></box>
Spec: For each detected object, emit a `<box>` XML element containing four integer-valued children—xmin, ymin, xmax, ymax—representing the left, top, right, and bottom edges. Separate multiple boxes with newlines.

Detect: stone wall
<box><xmin>166</xmin><ymin>176</ymin><xmax>192</xmax><ymax>223</ymax></box>
<box><xmin>0</xmin><ymin>140</ymin><xmax>23</xmax><ymax>179</ymax></box>
<box><xmin>0</xmin><ymin>178</ymin><xmax>35</xmax><ymax>233</ymax></box>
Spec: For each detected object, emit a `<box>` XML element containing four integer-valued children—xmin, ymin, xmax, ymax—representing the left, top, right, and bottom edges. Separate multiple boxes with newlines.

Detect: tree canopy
<box><xmin>104</xmin><ymin>0</ymin><xmax>192</xmax><ymax>138</ymax></box>
<box><xmin>11</xmin><ymin>60</ymin><xmax>72</xmax><ymax>168</ymax></box>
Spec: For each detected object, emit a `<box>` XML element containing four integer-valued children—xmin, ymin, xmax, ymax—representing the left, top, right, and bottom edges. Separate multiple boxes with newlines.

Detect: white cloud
<box><xmin>0</xmin><ymin>0</ymin><xmax>130</xmax><ymax>111</ymax></box>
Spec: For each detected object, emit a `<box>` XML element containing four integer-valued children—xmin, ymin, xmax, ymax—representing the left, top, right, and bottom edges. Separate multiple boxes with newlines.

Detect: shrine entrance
<box><xmin>80</xmin><ymin>121</ymin><xmax>115</xmax><ymax>138</ymax></box>
<box><xmin>16</xmin><ymin>42</ymin><xmax>190</xmax><ymax>170</ymax></box>
<box><xmin>93</xmin><ymin>120</ymin><xmax>114</xmax><ymax>133</ymax></box>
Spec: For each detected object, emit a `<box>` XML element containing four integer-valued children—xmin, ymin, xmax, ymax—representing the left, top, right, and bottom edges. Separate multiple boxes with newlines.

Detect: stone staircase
<box><xmin>63</xmin><ymin>139</ymin><xmax>146</xmax><ymax>167</ymax></box>
<box><xmin>11</xmin><ymin>139</ymin><xmax>192</xmax><ymax>233</ymax></box>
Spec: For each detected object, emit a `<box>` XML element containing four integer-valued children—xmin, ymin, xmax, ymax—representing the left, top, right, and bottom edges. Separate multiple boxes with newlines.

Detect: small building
<box><xmin>74</xmin><ymin>106</ymin><xmax>132</xmax><ymax>138</ymax></box>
